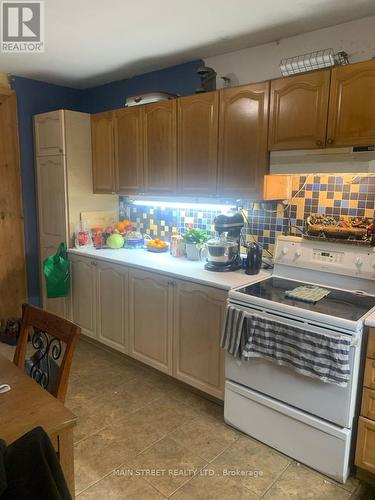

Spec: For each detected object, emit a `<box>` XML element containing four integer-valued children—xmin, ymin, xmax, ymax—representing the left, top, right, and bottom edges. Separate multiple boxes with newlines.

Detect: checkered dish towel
<box><xmin>221</xmin><ymin>305</ymin><xmax>351</xmax><ymax>387</ymax></box>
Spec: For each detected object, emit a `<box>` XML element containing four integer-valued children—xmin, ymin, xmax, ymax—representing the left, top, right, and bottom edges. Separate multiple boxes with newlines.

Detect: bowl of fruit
<box><xmin>146</xmin><ymin>239</ymin><xmax>169</xmax><ymax>253</ymax></box>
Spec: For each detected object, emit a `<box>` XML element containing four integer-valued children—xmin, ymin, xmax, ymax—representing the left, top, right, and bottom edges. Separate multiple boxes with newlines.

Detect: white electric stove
<box><xmin>224</xmin><ymin>236</ymin><xmax>375</xmax><ymax>483</ymax></box>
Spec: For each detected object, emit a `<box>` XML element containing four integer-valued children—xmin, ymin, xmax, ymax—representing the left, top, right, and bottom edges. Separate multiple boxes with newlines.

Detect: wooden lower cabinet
<box><xmin>355</xmin><ymin>327</ymin><xmax>375</xmax><ymax>479</ymax></box>
<box><xmin>364</xmin><ymin>358</ymin><xmax>375</xmax><ymax>390</ymax></box>
<box><xmin>128</xmin><ymin>269</ymin><xmax>173</xmax><ymax>375</ymax></box>
<box><xmin>356</xmin><ymin>417</ymin><xmax>375</xmax><ymax>475</ymax></box>
<box><xmin>71</xmin><ymin>256</ymin><xmax>97</xmax><ymax>339</ymax></box>
<box><xmin>97</xmin><ymin>262</ymin><xmax>128</xmax><ymax>353</ymax></box>
<box><xmin>367</xmin><ymin>328</ymin><xmax>375</xmax><ymax>360</ymax></box>
<box><xmin>173</xmin><ymin>280</ymin><xmax>225</xmax><ymax>398</ymax></box>
<box><xmin>362</xmin><ymin>388</ymin><xmax>375</xmax><ymax>421</ymax></box>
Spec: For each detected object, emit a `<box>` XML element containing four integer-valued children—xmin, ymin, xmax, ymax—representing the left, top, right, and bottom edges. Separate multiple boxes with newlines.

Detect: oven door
<box><xmin>225</xmin><ymin>301</ymin><xmax>362</xmax><ymax>428</ymax></box>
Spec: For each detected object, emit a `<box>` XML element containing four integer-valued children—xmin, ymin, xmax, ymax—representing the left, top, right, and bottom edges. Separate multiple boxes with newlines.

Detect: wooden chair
<box><xmin>14</xmin><ymin>304</ymin><xmax>81</xmax><ymax>403</ymax></box>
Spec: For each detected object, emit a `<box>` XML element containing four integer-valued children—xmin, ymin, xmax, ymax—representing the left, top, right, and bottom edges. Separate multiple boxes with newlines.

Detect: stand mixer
<box><xmin>205</xmin><ymin>213</ymin><xmax>244</xmax><ymax>272</ymax></box>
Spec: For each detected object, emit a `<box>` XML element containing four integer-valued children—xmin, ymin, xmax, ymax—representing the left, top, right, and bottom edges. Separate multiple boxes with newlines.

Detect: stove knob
<box><xmin>355</xmin><ymin>257</ymin><xmax>363</xmax><ymax>267</ymax></box>
<box><xmin>282</xmin><ymin>247</ymin><xmax>289</xmax><ymax>255</ymax></box>
<box><xmin>295</xmin><ymin>249</ymin><xmax>302</xmax><ymax>257</ymax></box>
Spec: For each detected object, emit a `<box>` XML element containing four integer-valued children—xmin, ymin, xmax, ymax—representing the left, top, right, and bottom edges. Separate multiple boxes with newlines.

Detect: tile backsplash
<box><xmin>119</xmin><ymin>174</ymin><xmax>375</xmax><ymax>257</ymax></box>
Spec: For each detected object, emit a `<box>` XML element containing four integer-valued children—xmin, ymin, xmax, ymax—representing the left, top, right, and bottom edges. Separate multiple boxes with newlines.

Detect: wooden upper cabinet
<box><xmin>114</xmin><ymin>107</ymin><xmax>143</xmax><ymax>194</ymax></box>
<box><xmin>177</xmin><ymin>92</ymin><xmax>218</xmax><ymax>195</ymax></box>
<box><xmin>143</xmin><ymin>100</ymin><xmax>177</xmax><ymax>194</ymax></box>
<box><xmin>327</xmin><ymin>60</ymin><xmax>375</xmax><ymax>147</ymax></box>
<box><xmin>218</xmin><ymin>82</ymin><xmax>269</xmax><ymax>198</ymax></box>
<box><xmin>268</xmin><ymin>70</ymin><xmax>331</xmax><ymax>150</ymax></box>
<box><xmin>91</xmin><ymin>112</ymin><xmax>116</xmax><ymax>194</ymax></box>
<box><xmin>34</xmin><ymin>110</ymin><xmax>65</xmax><ymax>156</ymax></box>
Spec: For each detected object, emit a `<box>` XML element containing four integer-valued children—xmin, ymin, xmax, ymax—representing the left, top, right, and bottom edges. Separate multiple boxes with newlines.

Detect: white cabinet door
<box><xmin>71</xmin><ymin>256</ymin><xmax>97</xmax><ymax>339</ymax></box>
<box><xmin>34</xmin><ymin>110</ymin><xmax>65</xmax><ymax>156</ymax></box>
<box><xmin>36</xmin><ymin>155</ymin><xmax>68</xmax><ymax>243</ymax></box>
<box><xmin>173</xmin><ymin>280</ymin><xmax>226</xmax><ymax>399</ymax></box>
<box><xmin>36</xmin><ymin>154</ymin><xmax>69</xmax><ymax>317</ymax></box>
<box><xmin>97</xmin><ymin>262</ymin><xmax>128</xmax><ymax>353</ymax></box>
<box><xmin>128</xmin><ymin>269</ymin><xmax>173</xmax><ymax>374</ymax></box>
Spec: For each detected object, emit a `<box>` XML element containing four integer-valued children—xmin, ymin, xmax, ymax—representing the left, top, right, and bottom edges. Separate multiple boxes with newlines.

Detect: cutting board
<box><xmin>80</xmin><ymin>210</ymin><xmax>117</xmax><ymax>229</ymax></box>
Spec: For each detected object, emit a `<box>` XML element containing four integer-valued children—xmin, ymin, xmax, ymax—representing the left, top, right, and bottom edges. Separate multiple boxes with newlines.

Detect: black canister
<box><xmin>245</xmin><ymin>243</ymin><xmax>262</xmax><ymax>275</ymax></box>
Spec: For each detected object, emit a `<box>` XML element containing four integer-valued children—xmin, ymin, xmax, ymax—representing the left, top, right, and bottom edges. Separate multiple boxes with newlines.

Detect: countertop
<box><xmin>68</xmin><ymin>247</ymin><xmax>270</xmax><ymax>290</ymax></box>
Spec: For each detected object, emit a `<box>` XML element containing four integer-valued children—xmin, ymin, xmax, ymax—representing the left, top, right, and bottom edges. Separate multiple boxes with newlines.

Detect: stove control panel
<box><xmin>275</xmin><ymin>236</ymin><xmax>375</xmax><ymax>279</ymax></box>
<box><xmin>312</xmin><ymin>249</ymin><xmax>344</xmax><ymax>263</ymax></box>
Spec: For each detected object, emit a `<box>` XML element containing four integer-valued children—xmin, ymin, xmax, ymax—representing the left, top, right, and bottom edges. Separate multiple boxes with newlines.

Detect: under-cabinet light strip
<box><xmin>132</xmin><ymin>200</ymin><xmax>237</xmax><ymax>211</ymax></box>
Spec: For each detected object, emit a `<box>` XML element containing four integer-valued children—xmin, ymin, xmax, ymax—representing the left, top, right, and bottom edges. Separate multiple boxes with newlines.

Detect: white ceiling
<box><xmin>1</xmin><ymin>0</ymin><xmax>375</xmax><ymax>88</ymax></box>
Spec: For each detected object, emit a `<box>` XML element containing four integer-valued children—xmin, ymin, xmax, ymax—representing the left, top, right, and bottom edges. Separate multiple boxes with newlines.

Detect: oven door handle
<box><xmin>227</xmin><ymin>302</ymin><xmax>360</xmax><ymax>346</ymax></box>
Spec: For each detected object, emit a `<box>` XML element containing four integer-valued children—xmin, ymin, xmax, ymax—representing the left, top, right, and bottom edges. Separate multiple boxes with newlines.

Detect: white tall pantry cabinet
<box><xmin>34</xmin><ymin>110</ymin><xmax>118</xmax><ymax>317</ymax></box>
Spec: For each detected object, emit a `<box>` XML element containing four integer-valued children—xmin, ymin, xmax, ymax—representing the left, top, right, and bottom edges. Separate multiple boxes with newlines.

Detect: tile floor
<box><xmin>1</xmin><ymin>338</ymin><xmax>374</xmax><ymax>499</ymax></box>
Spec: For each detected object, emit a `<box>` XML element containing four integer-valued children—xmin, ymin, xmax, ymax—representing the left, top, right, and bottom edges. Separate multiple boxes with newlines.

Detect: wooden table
<box><xmin>0</xmin><ymin>353</ymin><xmax>77</xmax><ymax>497</ymax></box>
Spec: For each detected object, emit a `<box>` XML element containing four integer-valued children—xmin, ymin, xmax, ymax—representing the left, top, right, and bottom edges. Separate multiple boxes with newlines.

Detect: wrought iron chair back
<box><xmin>13</xmin><ymin>304</ymin><xmax>81</xmax><ymax>403</ymax></box>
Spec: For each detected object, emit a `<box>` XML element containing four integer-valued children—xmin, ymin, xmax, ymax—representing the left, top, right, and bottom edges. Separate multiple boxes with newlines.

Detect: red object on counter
<box><xmin>78</xmin><ymin>230</ymin><xmax>90</xmax><ymax>246</ymax></box>
<box><xmin>92</xmin><ymin>227</ymin><xmax>104</xmax><ymax>248</ymax></box>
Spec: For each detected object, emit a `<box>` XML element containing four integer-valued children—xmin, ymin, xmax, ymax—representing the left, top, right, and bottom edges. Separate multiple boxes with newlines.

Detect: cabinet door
<box><xmin>128</xmin><ymin>269</ymin><xmax>172</xmax><ymax>374</ymax></box>
<box><xmin>34</xmin><ymin>110</ymin><xmax>65</xmax><ymax>156</ymax></box>
<box><xmin>36</xmin><ymin>156</ymin><xmax>68</xmax><ymax>242</ymax></box>
<box><xmin>114</xmin><ymin>107</ymin><xmax>143</xmax><ymax>194</ymax></box>
<box><xmin>173</xmin><ymin>280</ymin><xmax>225</xmax><ymax>399</ymax></box>
<box><xmin>367</xmin><ymin>329</ymin><xmax>375</xmax><ymax>360</ymax></box>
<box><xmin>218</xmin><ymin>82</ymin><xmax>269</xmax><ymax>198</ymax></box>
<box><xmin>327</xmin><ymin>60</ymin><xmax>375</xmax><ymax>147</ymax></box>
<box><xmin>364</xmin><ymin>358</ymin><xmax>375</xmax><ymax>390</ymax></box>
<box><xmin>71</xmin><ymin>256</ymin><xmax>97</xmax><ymax>339</ymax></box>
<box><xmin>97</xmin><ymin>262</ymin><xmax>128</xmax><ymax>353</ymax></box>
<box><xmin>361</xmin><ymin>388</ymin><xmax>375</xmax><ymax>421</ymax></box>
<box><xmin>91</xmin><ymin>112</ymin><xmax>116</xmax><ymax>194</ymax></box>
<box><xmin>177</xmin><ymin>92</ymin><xmax>218</xmax><ymax>195</ymax></box>
<box><xmin>355</xmin><ymin>417</ymin><xmax>375</xmax><ymax>474</ymax></box>
<box><xmin>268</xmin><ymin>70</ymin><xmax>330</xmax><ymax>150</ymax></box>
<box><xmin>143</xmin><ymin>100</ymin><xmax>177</xmax><ymax>194</ymax></box>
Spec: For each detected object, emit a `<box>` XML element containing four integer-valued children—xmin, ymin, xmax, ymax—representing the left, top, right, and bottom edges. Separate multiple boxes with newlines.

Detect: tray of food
<box><xmin>305</xmin><ymin>215</ymin><xmax>374</xmax><ymax>244</ymax></box>
<box><xmin>146</xmin><ymin>239</ymin><xmax>169</xmax><ymax>252</ymax></box>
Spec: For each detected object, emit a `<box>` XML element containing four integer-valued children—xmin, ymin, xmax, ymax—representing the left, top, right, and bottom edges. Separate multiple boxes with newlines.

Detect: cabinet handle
<box><xmin>327</xmin><ymin>138</ymin><xmax>334</xmax><ymax>145</ymax></box>
<box><xmin>315</xmin><ymin>140</ymin><xmax>323</xmax><ymax>146</ymax></box>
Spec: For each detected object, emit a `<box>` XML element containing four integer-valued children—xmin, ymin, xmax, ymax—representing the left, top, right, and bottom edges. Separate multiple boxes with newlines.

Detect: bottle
<box><xmin>170</xmin><ymin>230</ymin><xmax>185</xmax><ymax>257</ymax></box>
<box><xmin>245</xmin><ymin>243</ymin><xmax>262</xmax><ymax>275</ymax></box>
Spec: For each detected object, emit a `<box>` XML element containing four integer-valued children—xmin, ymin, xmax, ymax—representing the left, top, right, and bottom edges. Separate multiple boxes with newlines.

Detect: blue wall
<box><xmin>11</xmin><ymin>59</ymin><xmax>203</xmax><ymax>305</ymax></box>
<box><xmin>81</xmin><ymin>60</ymin><xmax>203</xmax><ymax>113</ymax></box>
<box><xmin>11</xmin><ymin>76</ymin><xmax>84</xmax><ymax>305</ymax></box>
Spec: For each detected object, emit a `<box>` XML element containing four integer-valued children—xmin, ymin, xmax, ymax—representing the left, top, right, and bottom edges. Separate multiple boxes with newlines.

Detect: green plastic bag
<box><xmin>43</xmin><ymin>243</ymin><xmax>70</xmax><ymax>298</ymax></box>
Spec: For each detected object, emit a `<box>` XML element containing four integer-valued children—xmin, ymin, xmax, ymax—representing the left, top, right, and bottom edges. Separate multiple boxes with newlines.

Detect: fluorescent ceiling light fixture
<box><xmin>132</xmin><ymin>200</ymin><xmax>237</xmax><ymax>210</ymax></box>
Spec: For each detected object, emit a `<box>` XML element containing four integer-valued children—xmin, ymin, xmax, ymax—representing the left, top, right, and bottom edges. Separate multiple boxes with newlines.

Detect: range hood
<box><xmin>270</xmin><ymin>146</ymin><xmax>375</xmax><ymax>174</ymax></box>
